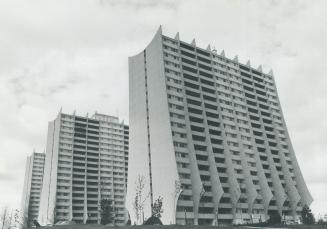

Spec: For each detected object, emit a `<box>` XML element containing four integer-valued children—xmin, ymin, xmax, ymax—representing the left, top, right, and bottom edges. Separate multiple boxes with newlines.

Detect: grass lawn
<box><xmin>34</xmin><ymin>225</ymin><xmax>246</xmax><ymax>229</ymax></box>
<box><xmin>33</xmin><ymin>224</ymin><xmax>327</xmax><ymax>229</ymax></box>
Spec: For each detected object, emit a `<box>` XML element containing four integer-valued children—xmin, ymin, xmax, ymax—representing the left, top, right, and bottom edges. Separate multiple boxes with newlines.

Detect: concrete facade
<box><xmin>21</xmin><ymin>152</ymin><xmax>45</xmax><ymax>227</ymax></box>
<box><xmin>38</xmin><ymin>111</ymin><xmax>128</xmax><ymax>226</ymax></box>
<box><xmin>126</xmin><ymin>27</ymin><xmax>313</xmax><ymax>225</ymax></box>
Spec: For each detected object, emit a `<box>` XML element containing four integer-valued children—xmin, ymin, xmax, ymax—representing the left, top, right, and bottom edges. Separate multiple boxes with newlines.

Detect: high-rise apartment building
<box><xmin>21</xmin><ymin>152</ymin><xmax>45</xmax><ymax>227</ymax></box>
<box><xmin>38</xmin><ymin>111</ymin><xmax>129</xmax><ymax>225</ymax></box>
<box><xmin>126</xmin><ymin>27</ymin><xmax>313</xmax><ymax>225</ymax></box>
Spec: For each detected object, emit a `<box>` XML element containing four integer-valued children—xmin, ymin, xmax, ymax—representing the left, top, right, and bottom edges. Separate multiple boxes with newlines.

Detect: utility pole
<box><xmin>319</xmin><ymin>214</ymin><xmax>323</xmax><ymax>229</ymax></box>
<box><xmin>142</xmin><ymin>210</ymin><xmax>144</xmax><ymax>225</ymax></box>
<box><xmin>184</xmin><ymin>209</ymin><xmax>187</xmax><ymax>225</ymax></box>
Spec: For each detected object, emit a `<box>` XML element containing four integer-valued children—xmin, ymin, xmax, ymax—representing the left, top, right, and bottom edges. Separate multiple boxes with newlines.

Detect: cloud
<box><xmin>0</xmin><ymin>0</ymin><xmax>326</xmax><ymax>217</ymax></box>
<box><xmin>0</xmin><ymin>173</ymin><xmax>14</xmax><ymax>181</ymax></box>
<box><xmin>308</xmin><ymin>182</ymin><xmax>327</xmax><ymax>217</ymax></box>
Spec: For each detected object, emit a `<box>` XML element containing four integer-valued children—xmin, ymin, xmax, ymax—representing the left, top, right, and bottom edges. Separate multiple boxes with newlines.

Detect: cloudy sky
<box><xmin>0</xmin><ymin>0</ymin><xmax>326</xmax><ymax>217</ymax></box>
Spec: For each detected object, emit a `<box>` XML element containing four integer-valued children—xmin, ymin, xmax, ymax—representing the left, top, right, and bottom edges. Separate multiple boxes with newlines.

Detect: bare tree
<box><xmin>6</xmin><ymin>211</ymin><xmax>13</xmax><ymax>229</ymax></box>
<box><xmin>132</xmin><ymin>175</ymin><xmax>150</xmax><ymax>225</ymax></box>
<box><xmin>133</xmin><ymin>175</ymin><xmax>144</xmax><ymax>224</ymax></box>
<box><xmin>13</xmin><ymin>210</ymin><xmax>26</xmax><ymax>229</ymax></box>
<box><xmin>1</xmin><ymin>207</ymin><xmax>8</xmax><ymax>229</ymax></box>
<box><xmin>0</xmin><ymin>207</ymin><xmax>26</xmax><ymax>229</ymax></box>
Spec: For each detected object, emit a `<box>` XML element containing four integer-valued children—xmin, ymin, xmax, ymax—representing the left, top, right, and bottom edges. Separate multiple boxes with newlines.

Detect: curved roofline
<box><xmin>128</xmin><ymin>25</ymin><xmax>162</xmax><ymax>59</ymax></box>
<box><xmin>129</xmin><ymin>25</ymin><xmax>275</xmax><ymax>77</ymax></box>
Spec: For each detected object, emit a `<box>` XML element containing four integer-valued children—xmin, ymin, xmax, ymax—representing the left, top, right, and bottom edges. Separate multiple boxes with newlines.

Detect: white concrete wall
<box><xmin>126</xmin><ymin>48</ymin><xmax>152</xmax><ymax>224</ymax></box>
<box><xmin>146</xmin><ymin>27</ymin><xmax>179</xmax><ymax>224</ymax></box>
<box><xmin>21</xmin><ymin>156</ymin><xmax>33</xmax><ymax>226</ymax></box>
<box><xmin>38</xmin><ymin>116</ymin><xmax>60</xmax><ymax>225</ymax></box>
<box><xmin>127</xmin><ymin>27</ymin><xmax>180</xmax><ymax>225</ymax></box>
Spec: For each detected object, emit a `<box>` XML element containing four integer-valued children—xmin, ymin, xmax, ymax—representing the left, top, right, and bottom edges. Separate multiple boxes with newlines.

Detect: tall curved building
<box><xmin>126</xmin><ymin>27</ymin><xmax>312</xmax><ymax>226</ymax></box>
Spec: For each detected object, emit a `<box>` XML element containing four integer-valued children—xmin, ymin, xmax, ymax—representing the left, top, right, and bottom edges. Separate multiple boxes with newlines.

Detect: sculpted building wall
<box><xmin>127</xmin><ymin>27</ymin><xmax>312</xmax><ymax>225</ymax></box>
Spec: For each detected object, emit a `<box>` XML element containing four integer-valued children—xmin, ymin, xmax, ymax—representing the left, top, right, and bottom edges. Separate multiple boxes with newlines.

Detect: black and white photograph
<box><xmin>0</xmin><ymin>0</ymin><xmax>326</xmax><ymax>228</ymax></box>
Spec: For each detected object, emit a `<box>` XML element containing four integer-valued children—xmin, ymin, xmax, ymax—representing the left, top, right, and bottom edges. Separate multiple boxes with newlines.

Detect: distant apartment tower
<box><xmin>38</xmin><ymin>111</ymin><xmax>129</xmax><ymax>225</ymax></box>
<box><xmin>126</xmin><ymin>27</ymin><xmax>313</xmax><ymax>225</ymax></box>
<box><xmin>21</xmin><ymin>152</ymin><xmax>45</xmax><ymax>227</ymax></box>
